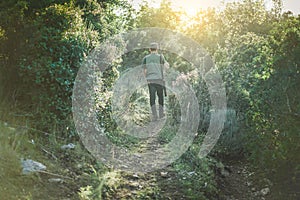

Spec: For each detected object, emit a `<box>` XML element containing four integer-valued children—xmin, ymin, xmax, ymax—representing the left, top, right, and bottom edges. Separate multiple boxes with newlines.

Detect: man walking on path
<box><xmin>142</xmin><ymin>42</ymin><xmax>169</xmax><ymax>121</ymax></box>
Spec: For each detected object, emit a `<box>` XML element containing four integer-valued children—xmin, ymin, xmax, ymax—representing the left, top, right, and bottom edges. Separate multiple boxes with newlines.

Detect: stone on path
<box><xmin>61</xmin><ymin>143</ymin><xmax>76</xmax><ymax>150</ymax></box>
<box><xmin>21</xmin><ymin>159</ymin><xmax>46</xmax><ymax>175</ymax></box>
<box><xmin>48</xmin><ymin>178</ymin><xmax>64</xmax><ymax>183</ymax></box>
<box><xmin>260</xmin><ymin>187</ymin><xmax>270</xmax><ymax>196</ymax></box>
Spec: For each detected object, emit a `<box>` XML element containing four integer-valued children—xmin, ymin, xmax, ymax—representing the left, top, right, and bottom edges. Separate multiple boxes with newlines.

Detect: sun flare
<box><xmin>170</xmin><ymin>0</ymin><xmax>205</xmax><ymax>16</ymax></box>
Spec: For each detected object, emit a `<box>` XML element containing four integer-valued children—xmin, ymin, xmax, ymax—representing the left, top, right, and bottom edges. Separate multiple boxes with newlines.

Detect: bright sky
<box><xmin>130</xmin><ymin>0</ymin><xmax>300</xmax><ymax>15</ymax></box>
<box><xmin>172</xmin><ymin>0</ymin><xmax>299</xmax><ymax>15</ymax></box>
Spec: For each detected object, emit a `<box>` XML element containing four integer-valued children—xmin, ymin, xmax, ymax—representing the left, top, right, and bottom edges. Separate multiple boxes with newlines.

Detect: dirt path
<box><xmin>101</xmin><ymin>118</ymin><xmax>275</xmax><ymax>200</ymax></box>
<box><xmin>217</xmin><ymin>158</ymin><xmax>272</xmax><ymax>200</ymax></box>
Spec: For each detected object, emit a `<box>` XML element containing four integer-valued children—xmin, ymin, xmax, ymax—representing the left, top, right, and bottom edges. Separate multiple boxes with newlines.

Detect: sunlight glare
<box><xmin>171</xmin><ymin>0</ymin><xmax>202</xmax><ymax>16</ymax></box>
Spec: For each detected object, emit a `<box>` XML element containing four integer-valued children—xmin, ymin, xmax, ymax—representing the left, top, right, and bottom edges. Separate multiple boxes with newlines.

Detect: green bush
<box><xmin>18</xmin><ymin>2</ymin><xmax>99</xmax><ymax>132</ymax></box>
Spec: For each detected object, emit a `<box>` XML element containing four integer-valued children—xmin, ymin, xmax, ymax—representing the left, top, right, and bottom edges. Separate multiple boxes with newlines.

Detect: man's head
<box><xmin>150</xmin><ymin>42</ymin><xmax>159</xmax><ymax>52</ymax></box>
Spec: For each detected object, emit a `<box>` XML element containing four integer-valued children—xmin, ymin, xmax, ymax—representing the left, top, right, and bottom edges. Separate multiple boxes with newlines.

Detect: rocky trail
<box><xmin>99</xmin><ymin>118</ymin><xmax>274</xmax><ymax>200</ymax></box>
<box><xmin>1</xmin><ymin>121</ymin><xmax>298</xmax><ymax>199</ymax></box>
<box><xmin>217</xmin><ymin>158</ymin><xmax>272</xmax><ymax>200</ymax></box>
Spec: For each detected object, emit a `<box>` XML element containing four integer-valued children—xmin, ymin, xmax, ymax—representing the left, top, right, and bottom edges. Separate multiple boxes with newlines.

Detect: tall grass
<box><xmin>0</xmin><ymin>122</ymin><xmax>32</xmax><ymax>199</ymax></box>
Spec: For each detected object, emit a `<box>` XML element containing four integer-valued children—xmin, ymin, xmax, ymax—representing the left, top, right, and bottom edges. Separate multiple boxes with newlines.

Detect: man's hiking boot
<box><xmin>151</xmin><ymin>105</ymin><xmax>158</xmax><ymax>121</ymax></box>
<box><xmin>152</xmin><ymin>116</ymin><xmax>158</xmax><ymax>121</ymax></box>
<box><xmin>159</xmin><ymin>113</ymin><xmax>165</xmax><ymax>119</ymax></box>
<box><xmin>159</xmin><ymin>105</ymin><xmax>165</xmax><ymax>119</ymax></box>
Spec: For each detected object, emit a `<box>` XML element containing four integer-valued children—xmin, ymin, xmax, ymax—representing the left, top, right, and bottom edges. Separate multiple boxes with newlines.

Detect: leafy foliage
<box><xmin>0</xmin><ymin>0</ymin><xmax>134</xmax><ymax>134</ymax></box>
<box><xmin>18</xmin><ymin>3</ymin><xmax>99</xmax><ymax>129</ymax></box>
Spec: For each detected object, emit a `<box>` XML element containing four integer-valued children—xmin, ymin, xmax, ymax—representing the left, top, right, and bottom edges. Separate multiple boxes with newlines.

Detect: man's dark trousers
<box><xmin>148</xmin><ymin>83</ymin><xmax>164</xmax><ymax>119</ymax></box>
